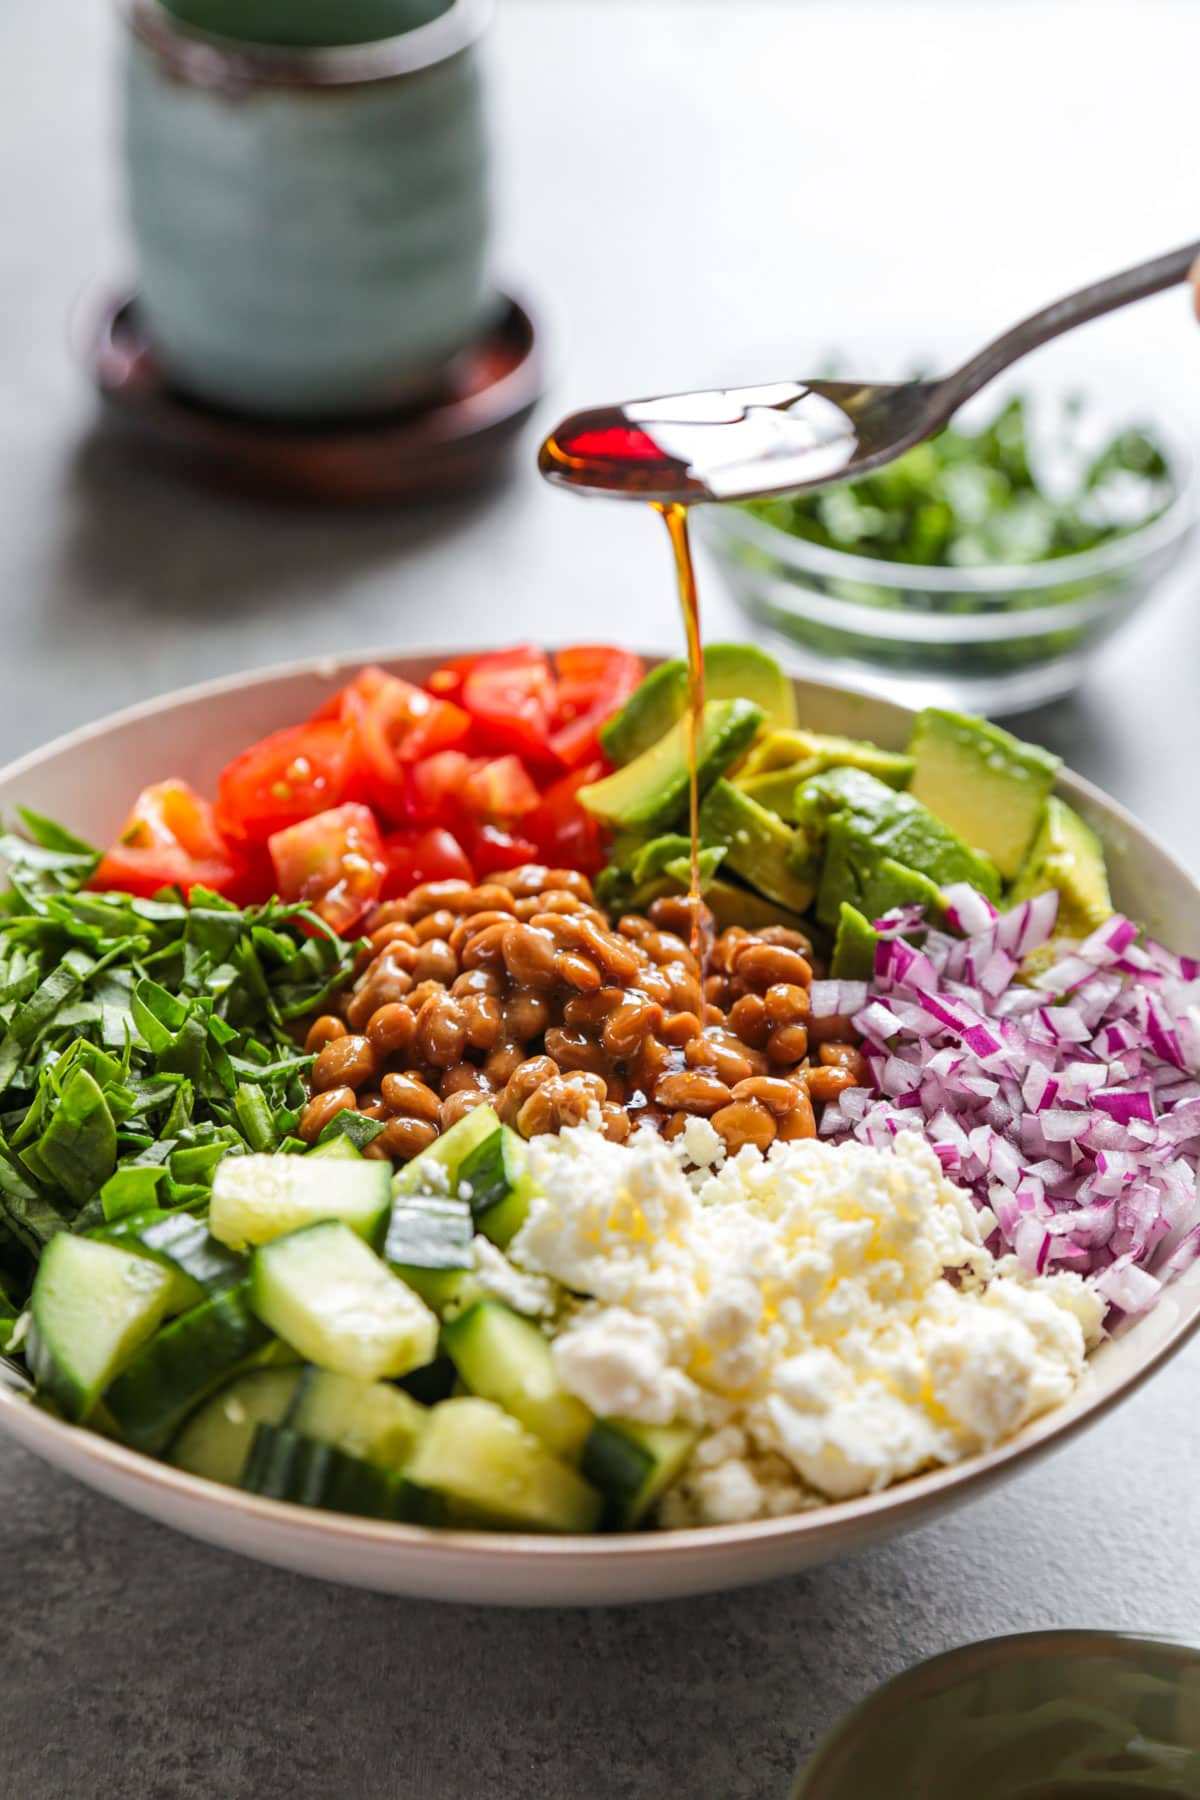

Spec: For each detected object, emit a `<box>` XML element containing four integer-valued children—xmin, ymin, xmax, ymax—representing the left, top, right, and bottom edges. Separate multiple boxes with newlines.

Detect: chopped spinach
<box><xmin>0</xmin><ymin>825</ymin><xmax>358</xmax><ymax>1297</ymax></box>
<box><xmin>745</xmin><ymin>394</ymin><xmax>1173</xmax><ymax>570</ymax></box>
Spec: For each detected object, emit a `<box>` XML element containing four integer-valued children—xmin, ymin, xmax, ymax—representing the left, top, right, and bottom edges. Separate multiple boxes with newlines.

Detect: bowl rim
<box><xmin>695</xmin><ymin>418</ymin><xmax>1198</xmax><ymax>599</ymax></box>
<box><xmin>2</xmin><ymin>644</ymin><xmax>1200</xmax><ymax>1569</ymax></box>
<box><xmin>123</xmin><ymin>0</ymin><xmax>492</xmax><ymax>88</ymax></box>
<box><xmin>793</xmin><ymin>1628</ymin><xmax>1200</xmax><ymax>1794</ymax></box>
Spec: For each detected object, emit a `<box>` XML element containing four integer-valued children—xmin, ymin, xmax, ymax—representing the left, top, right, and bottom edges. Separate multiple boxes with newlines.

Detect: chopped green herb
<box><xmin>0</xmin><ymin>820</ymin><xmax>359</xmax><ymax>1295</ymax></box>
<box><xmin>315</xmin><ymin>1109</ymin><xmax>385</xmax><ymax>1152</ymax></box>
<box><xmin>745</xmin><ymin>395</ymin><xmax>1173</xmax><ymax>569</ymax></box>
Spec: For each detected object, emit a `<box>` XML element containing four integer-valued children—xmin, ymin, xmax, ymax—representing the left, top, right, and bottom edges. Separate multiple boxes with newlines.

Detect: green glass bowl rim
<box><xmin>695</xmin><ymin>421</ymin><xmax>1198</xmax><ymax>600</ymax></box>
<box><xmin>793</xmin><ymin>1628</ymin><xmax>1200</xmax><ymax>1797</ymax></box>
<box><xmin>123</xmin><ymin>0</ymin><xmax>492</xmax><ymax>87</ymax></box>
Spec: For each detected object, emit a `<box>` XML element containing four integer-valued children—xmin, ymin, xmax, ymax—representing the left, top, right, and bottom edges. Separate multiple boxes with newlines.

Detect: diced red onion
<box><xmin>823</xmin><ymin>891</ymin><xmax>1200</xmax><ymax>1319</ymax></box>
<box><xmin>872</xmin><ymin>905</ymin><xmax>927</xmax><ymax>939</ymax></box>
<box><xmin>1092</xmin><ymin>1259</ymin><xmax>1161</xmax><ymax>1313</ymax></box>
<box><xmin>941</xmin><ymin>884</ymin><xmax>1000</xmax><ymax>935</ymax></box>
<box><xmin>810</xmin><ymin>979</ymin><xmax>869</xmax><ymax>1018</ymax></box>
<box><xmin>1094</xmin><ymin>1088</ymin><xmax>1155</xmax><ymax>1125</ymax></box>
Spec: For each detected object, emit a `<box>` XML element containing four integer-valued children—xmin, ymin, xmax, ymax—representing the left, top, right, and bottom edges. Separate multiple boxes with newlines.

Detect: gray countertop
<box><xmin>3</xmin><ymin>3</ymin><xmax>1200</xmax><ymax>1795</ymax></box>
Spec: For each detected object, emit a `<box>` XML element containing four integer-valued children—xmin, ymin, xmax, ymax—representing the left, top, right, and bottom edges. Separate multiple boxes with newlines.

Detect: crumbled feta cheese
<box><xmin>551</xmin><ymin>1308</ymin><xmax>700</xmax><ymax>1425</ymax></box>
<box><xmin>471</xmin><ymin>1236</ymin><xmax>557</xmax><ymax>1318</ymax></box>
<box><xmin>680</xmin><ymin>1115</ymin><xmax>724</xmax><ymax>1170</ymax></box>
<box><xmin>682</xmin><ymin>1458</ymin><xmax>764</xmax><ymax>1525</ymax></box>
<box><xmin>511</xmin><ymin>1124</ymin><xmax>1101</xmax><ymax>1518</ymax></box>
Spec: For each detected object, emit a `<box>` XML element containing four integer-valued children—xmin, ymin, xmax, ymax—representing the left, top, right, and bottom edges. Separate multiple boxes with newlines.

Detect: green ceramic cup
<box><xmin>121</xmin><ymin>0</ymin><xmax>492</xmax><ymax>418</ymax></box>
<box><xmin>792</xmin><ymin>1632</ymin><xmax>1200</xmax><ymax>1798</ymax></box>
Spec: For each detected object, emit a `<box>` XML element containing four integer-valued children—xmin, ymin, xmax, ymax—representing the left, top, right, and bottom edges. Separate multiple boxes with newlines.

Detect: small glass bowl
<box><xmin>791</xmin><ymin>1630</ymin><xmax>1200</xmax><ymax>1799</ymax></box>
<box><xmin>695</xmin><ymin>437</ymin><xmax>1197</xmax><ymax>717</ymax></box>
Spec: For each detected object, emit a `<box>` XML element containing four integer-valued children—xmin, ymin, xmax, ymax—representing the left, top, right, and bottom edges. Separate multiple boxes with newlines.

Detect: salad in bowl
<box><xmin>0</xmin><ymin>641</ymin><xmax>1198</xmax><ymax>1580</ymax></box>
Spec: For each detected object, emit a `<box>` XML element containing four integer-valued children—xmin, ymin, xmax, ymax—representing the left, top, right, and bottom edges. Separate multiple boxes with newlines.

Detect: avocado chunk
<box><xmin>831</xmin><ymin>902</ymin><xmax>879</xmax><ymax>980</ymax></box>
<box><xmin>797</xmin><ymin>766</ymin><xmax>1001</xmax><ymax>910</ymax></box>
<box><xmin>859</xmin><ymin>852</ymin><xmax>942</xmax><ymax>922</ymax></box>
<box><xmin>629</xmin><ymin>831</ymin><xmax>705</xmax><ymax>882</ymax></box>
<box><xmin>599</xmin><ymin>663</ymin><xmax>688</xmax><ymax>767</ymax></box>
<box><xmin>793</xmin><ymin>764</ymin><xmax>898</xmax><ymax>834</ymax></box>
<box><xmin>705</xmin><ymin>645</ymin><xmax>796</xmax><ymax>730</ymax></box>
<box><xmin>734</xmin><ymin>729</ymin><xmax>914</xmax><ymax>822</ymax></box>
<box><xmin>599</xmin><ymin>645</ymin><xmax>792</xmax><ymax>765</ymax></box>
<box><xmin>1009</xmin><ymin>795</ymin><xmax>1112</xmax><ymax>933</ymax></box>
<box><xmin>816</xmin><ymin>820</ymin><xmax>945</xmax><ymax>929</ymax></box>
<box><xmin>736</xmin><ymin>768</ymin><xmax>812</xmax><ymax>822</ymax></box>
<box><xmin>594</xmin><ymin>835</ymin><xmax>726</xmax><ymax>918</ymax></box>
<box><xmin>662</xmin><ymin>848</ymin><xmax>745</xmax><ymax>892</ymax></box>
<box><xmin>908</xmin><ymin>707</ymin><xmax>1059</xmax><ymax>881</ymax></box>
<box><xmin>698</xmin><ymin>779</ymin><xmax>817</xmax><ymax>913</ymax></box>
<box><xmin>579</xmin><ymin>698</ymin><xmax>764</xmax><ymax>832</ymax></box>
<box><xmin>737</xmin><ymin>728</ymin><xmax>915</xmax><ymax>789</ymax></box>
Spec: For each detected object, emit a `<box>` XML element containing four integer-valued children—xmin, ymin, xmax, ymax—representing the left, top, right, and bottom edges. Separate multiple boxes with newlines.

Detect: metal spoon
<box><xmin>539</xmin><ymin>241</ymin><xmax>1200</xmax><ymax>505</ymax></box>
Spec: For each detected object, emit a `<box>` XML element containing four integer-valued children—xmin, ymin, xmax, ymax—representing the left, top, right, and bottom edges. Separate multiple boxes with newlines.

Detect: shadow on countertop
<box><xmin>54</xmin><ymin>426</ymin><xmax>517</xmax><ymax>624</ymax></box>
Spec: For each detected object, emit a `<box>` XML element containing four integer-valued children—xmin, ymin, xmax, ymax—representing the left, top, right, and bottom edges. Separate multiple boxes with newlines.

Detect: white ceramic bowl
<box><xmin>1</xmin><ymin>649</ymin><xmax>1199</xmax><ymax>1608</ymax></box>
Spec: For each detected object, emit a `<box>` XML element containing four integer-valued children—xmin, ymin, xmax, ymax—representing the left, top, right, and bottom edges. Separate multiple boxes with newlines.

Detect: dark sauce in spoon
<box><xmin>537</xmin><ymin>382</ymin><xmax>877</xmax><ymax>504</ymax></box>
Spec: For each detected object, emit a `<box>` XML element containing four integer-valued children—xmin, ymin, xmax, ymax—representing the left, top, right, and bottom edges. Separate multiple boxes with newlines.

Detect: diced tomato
<box><xmin>311</xmin><ymin>668</ymin><xmax>466</xmax><ymax>815</ymax></box>
<box><xmin>425</xmin><ymin>653</ymin><xmax>481</xmax><ymax>705</ymax></box>
<box><xmin>461</xmin><ymin>646</ymin><xmax>559</xmax><ymax>767</ymax></box>
<box><xmin>349</xmin><ymin>668</ymin><xmax>470</xmax><ymax>768</ymax></box>
<box><xmin>268</xmin><ymin>803</ymin><xmax>386</xmax><ymax>935</ymax></box>
<box><xmin>405</xmin><ymin>750</ymin><xmax>478</xmax><ymax>826</ymax></box>
<box><xmin>462</xmin><ymin>755</ymin><xmax>541</xmax><ymax>823</ymax></box>
<box><xmin>549</xmin><ymin>647</ymin><xmax>643</xmax><ymax>768</ymax></box>
<box><xmin>525</xmin><ymin>761</ymin><xmax>608</xmax><ymax>875</ymax></box>
<box><xmin>216</xmin><ymin>721</ymin><xmax>358</xmax><ymax>843</ymax></box>
<box><xmin>381</xmin><ymin>827</ymin><xmax>474</xmax><ymax>899</ymax></box>
<box><xmin>220</xmin><ymin>839</ymin><xmax>277</xmax><ymax>908</ymax></box>
<box><xmin>121</xmin><ymin>779</ymin><xmax>229</xmax><ymax>860</ymax></box>
<box><xmin>469</xmin><ymin>822</ymin><xmax>540</xmax><ymax>876</ymax></box>
<box><xmin>315</xmin><ymin>666</ymin><xmax>473</xmax><ymax>823</ymax></box>
<box><xmin>91</xmin><ymin>779</ymin><xmax>238</xmax><ymax>899</ymax></box>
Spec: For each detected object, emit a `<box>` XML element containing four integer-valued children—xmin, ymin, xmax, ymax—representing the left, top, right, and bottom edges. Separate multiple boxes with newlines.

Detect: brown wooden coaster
<box><xmin>84</xmin><ymin>289</ymin><xmax>544</xmax><ymax>505</ymax></box>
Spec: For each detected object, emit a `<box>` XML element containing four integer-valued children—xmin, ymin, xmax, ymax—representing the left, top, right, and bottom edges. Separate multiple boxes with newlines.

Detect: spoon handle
<box><xmin>938</xmin><ymin>240</ymin><xmax>1200</xmax><ymax>413</ymax></box>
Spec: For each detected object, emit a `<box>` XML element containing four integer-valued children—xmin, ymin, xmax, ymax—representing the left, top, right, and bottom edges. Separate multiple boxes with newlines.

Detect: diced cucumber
<box><xmin>285</xmin><ymin>1367</ymin><xmax>427</xmax><ymax>1469</ymax></box>
<box><xmin>400</xmin><ymin>1266</ymin><xmax>483</xmax><ymax>1316</ymax></box>
<box><xmin>407</xmin><ymin>1397</ymin><xmax>603</xmax><ymax>1534</ymax></box>
<box><xmin>384</xmin><ymin>1195</ymin><xmax>473</xmax><ymax>1269</ymax></box>
<box><xmin>457</xmin><ymin>1126</ymin><xmax>537</xmax><ymax>1248</ymax></box>
<box><xmin>393</xmin><ymin>1103</ymin><xmax>501</xmax><ymax>1197</ymax></box>
<box><xmin>383</xmin><ymin>1195</ymin><xmax>475</xmax><ymax>1310</ymax></box>
<box><xmin>582</xmin><ymin>1418</ymin><xmax>699</xmax><ymax>1528</ymax></box>
<box><xmin>306</xmin><ymin>1133</ymin><xmax>364</xmax><ymax>1162</ymax></box>
<box><xmin>239</xmin><ymin>1423</ymin><xmax>441</xmax><ymax>1523</ymax></box>
<box><xmin>27</xmin><ymin>1233</ymin><xmax>177</xmax><ymax>1421</ymax></box>
<box><xmin>105</xmin><ymin>1288</ymin><xmax>273</xmax><ymax>1452</ymax></box>
<box><xmin>169</xmin><ymin>1365</ymin><xmax>304</xmax><ymax>1487</ymax></box>
<box><xmin>98</xmin><ymin>1210</ymin><xmax>246</xmax><ymax>1301</ymax></box>
<box><xmin>210</xmin><ymin>1153</ymin><xmax>392</xmax><ymax>1251</ymax></box>
<box><xmin>249</xmin><ymin>1221</ymin><xmax>438</xmax><ymax>1382</ymax></box>
<box><xmin>441</xmin><ymin>1301</ymin><xmax>592</xmax><ymax>1463</ymax></box>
